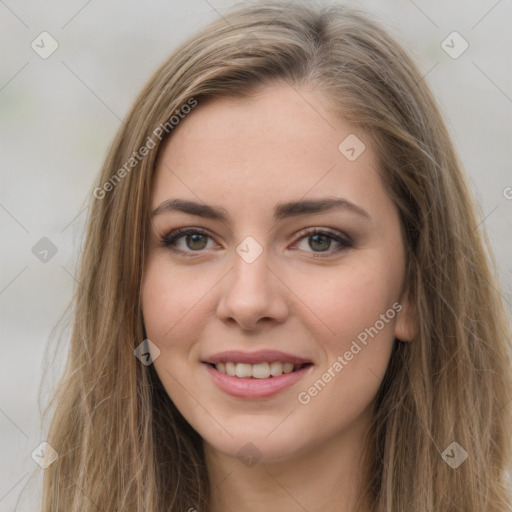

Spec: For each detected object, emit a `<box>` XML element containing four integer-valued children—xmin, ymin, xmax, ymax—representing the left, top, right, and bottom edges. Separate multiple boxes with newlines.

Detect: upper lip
<box><xmin>203</xmin><ymin>350</ymin><xmax>313</xmax><ymax>365</ymax></box>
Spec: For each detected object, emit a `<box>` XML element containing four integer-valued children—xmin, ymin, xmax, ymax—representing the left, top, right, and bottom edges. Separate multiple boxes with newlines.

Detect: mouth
<box><xmin>206</xmin><ymin>361</ymin><xmax>313</xmax><ymax>379</ymax></box>
<box><xmin>202</xmin><ymin>350</ymin><xmax>314</xmax><ymax>399</ymax></box>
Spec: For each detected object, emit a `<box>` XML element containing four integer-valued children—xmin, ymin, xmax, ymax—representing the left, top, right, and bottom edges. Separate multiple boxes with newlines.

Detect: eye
<box><xmin>160</xmin><ymin>227</ymin><xmax>353</xmax><ymax>258</ymax></box>
<box><xmin>161</xmin><ymin>227</ymin><xmax>217</xmax><ymax>254</ymax></box>
<box><xmin>293</xmin><ymin>229</ymin><xmax>352</xmax><ymax>256</ymax></box>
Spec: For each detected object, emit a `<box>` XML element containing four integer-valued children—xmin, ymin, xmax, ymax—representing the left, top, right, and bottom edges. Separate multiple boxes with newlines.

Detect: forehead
<box><xmin>152</xmin><ymin>84</ymin><xmax>385</xmax><ymax>216</ymax></box>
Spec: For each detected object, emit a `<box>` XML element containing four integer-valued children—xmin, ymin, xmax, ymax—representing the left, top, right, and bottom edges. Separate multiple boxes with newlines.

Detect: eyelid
<box><xmin>293</xmin><ymin>226</ymin><xmax>352</xmax><ymax>244</ymax></box>
<box><xmin>290</xmin><ymin>227</ymin><xmax>353</xmax><ymax>257</ymax></box>
<box><xmin>160</xmin><ymin>227</ymin><xmax>220</xmax><ymax>255</ymax></box>
<box><xmin>161</xmin><ymin>226</ymin><xmax>211</xmax><ymax>242</ymax></box>
<box><xmin>160</xmin><ymin>226</ymin><xmax>353</xmax><ymax>257</ymax></box>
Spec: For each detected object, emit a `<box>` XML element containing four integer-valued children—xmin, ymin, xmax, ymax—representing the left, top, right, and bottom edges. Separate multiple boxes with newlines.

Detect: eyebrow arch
<box><xmin>151</xmin><ymin>199</ymin><xmax>228</xmax><ymax>220</ymax></box>
<box><xmin>151</xmin><ymin>197</ymin><xmax>371</xmax><ymax>221</ymax></box>
<box><xmin>274</xmin><ymin>198</ymin><xmax>371</xmax><ymax>221</ymax></box>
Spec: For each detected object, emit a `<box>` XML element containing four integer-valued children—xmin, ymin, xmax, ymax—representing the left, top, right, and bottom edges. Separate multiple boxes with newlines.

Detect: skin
<box><xmin>141</xmin><ymin>83</ymin><xmax>415</xmax><ymax>512</ymax></box>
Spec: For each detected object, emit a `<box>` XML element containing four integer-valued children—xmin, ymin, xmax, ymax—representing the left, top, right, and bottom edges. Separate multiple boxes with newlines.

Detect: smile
<box><xmin>202</xmin><ymin>349</ymin><xmax>314</xmax><ymax>398</ymax></box>
<box><xmin>212</xmin><ymin>361</ymin><xmax>310</xmax><ymax>378</ymax></box>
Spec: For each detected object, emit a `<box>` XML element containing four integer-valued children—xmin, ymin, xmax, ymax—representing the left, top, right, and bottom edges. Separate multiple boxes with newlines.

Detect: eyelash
<box><xmin>160</xmin><ymin>227</ymin><xmax>353</xmax><ymax>258</ymax></box>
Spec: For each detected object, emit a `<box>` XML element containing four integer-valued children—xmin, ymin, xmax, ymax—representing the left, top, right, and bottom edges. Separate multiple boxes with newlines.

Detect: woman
<box><xmin>42</xmin><ymin>1</ymin><xmax>512</xmax><ymax>511</ymax></box>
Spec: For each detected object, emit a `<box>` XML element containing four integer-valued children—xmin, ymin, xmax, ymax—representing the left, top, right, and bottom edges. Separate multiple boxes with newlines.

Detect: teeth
<box><xmin>252</xmin><ymin>362</ymin><xmax>270</xmax><ymax>379</ymax></box>
<box><xmin>283</xmin><ymin>362</ymin><xmax>294</xmax><ymax>374</ymax></box>
<box><xmin>225</xmin><ymin>362</ymin><xmax>236</xmax><ymax>376</ymax></box>
<box><xmin>235</xmin><ymin>363</ymin><xmax>252</xmax><ymax>378</ymax></box>
<box><xmin>270</xmin><ymin>361</ymin><xmax>283</xmax><ymax>376</ymax></box>
<box><xmin>214</xmin><ymin>361</ymin><xmax>305</xmax><ymax>378</ymax></box>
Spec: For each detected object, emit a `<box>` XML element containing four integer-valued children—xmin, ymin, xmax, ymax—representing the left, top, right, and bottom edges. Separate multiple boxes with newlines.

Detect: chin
<box><xmin>207</xmin><ymin>436</ymin><xmax>303</xmax><ymax>465</ymax></box>
<box><xmin>200</xmin><ymin>417</ymin><xmax>311</xmax><ymax>465</ymax></box>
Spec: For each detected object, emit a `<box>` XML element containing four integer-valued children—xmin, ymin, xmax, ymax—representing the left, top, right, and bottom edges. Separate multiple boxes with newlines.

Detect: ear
<box><xmin>393</xmin><ymin>290</ymin><xmax>417</xmax><ymax>342</ymax></box>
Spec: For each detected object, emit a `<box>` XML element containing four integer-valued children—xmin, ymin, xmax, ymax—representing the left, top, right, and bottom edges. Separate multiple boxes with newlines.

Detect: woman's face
<box><xmin>142</xmin><ymin>84</ymin><xmax>414</xmax><ymax>464</ymax></box>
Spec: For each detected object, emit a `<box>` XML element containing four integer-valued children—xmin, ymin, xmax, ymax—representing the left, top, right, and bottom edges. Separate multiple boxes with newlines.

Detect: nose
<box><xmin>216</xmin><ymin>248</ymin><xmax>290</xmax><ymax>331</ymax></box>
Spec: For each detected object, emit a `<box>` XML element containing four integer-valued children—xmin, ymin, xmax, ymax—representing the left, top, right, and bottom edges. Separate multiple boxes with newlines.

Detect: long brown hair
<box><xmin>41</xmin><ymin>1</ymin><xmax>512</xmax><ymax>510</ymax></box>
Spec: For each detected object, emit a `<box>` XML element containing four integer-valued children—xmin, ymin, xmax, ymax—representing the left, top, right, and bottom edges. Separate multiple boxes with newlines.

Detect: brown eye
<box><xmin>294</xmin><ymin>229</ymin><xmax>353</xmax><ymax>257</ymax></box>
<box><xmin>161</xmin><ymin>228</ymin><xmax>216</xmax><ymax>254</ymax></box>
<box><xmin>186</xmin><ymin>233</ymin><xmax>208</xmax><ymax>250</ymax></box>
<box><xmin>308</xmin><ymin>234</ymin><xmax>332</xmax><ymax>252</ymax></box>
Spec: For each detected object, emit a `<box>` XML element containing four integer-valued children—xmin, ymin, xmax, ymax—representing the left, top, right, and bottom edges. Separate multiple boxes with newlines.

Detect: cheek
<box><xmin>291</xmin><ymin>258</ymin><xmax>402</xmax><ymax>432</ymax></box>
<box><xmin>295</xmin><ymin>254</ymin><xmax>403</xmax><ymax>349</ymax></box>
<box><xmin>141</xmin><ymin>257</ymin><xmax>211</xmax><ymax>350</ymax></box>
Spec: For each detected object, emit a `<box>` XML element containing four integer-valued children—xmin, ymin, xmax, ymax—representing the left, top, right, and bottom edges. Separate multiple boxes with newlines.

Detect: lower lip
<box><xmin>204</xmin><ymin>363</ymin><xmax>313</xmax><ymax>399</ymax></box>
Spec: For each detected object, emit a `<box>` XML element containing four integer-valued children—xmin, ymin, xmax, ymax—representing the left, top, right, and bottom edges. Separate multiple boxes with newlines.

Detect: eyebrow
<box><xmin>151</xmin><ymin>197</ymin><xmax>371</xmax><ymax>221</ymax></box>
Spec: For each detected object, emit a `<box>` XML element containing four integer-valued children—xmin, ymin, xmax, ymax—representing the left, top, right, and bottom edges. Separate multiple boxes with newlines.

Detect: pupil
<box><xmin>187</xmin><ymin>234</ymin><xmax>207</xmax><ymax>250</ymax></box>
<box><xmin>309</xmin><ymin>234</ymin><xmax>331</xmax><ymax>252</ymax></box>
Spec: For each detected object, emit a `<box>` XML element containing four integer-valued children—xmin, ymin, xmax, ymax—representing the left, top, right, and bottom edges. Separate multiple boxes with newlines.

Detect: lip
<box><xmin>202</xmin><ymin>349</ymin><xmax>312</xmax><ymax>365</ymax></box>
<box><xmin>203</xmin><ymin>362</ymin><xmax>314</xmax><ymax>399</ymax></box>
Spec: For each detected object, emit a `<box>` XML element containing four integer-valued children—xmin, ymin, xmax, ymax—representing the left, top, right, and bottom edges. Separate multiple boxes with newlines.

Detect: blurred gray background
<box><xmin>1</xmin><ymin>0</ymin><xmax>511</xmax><ymax>509</ymax></box>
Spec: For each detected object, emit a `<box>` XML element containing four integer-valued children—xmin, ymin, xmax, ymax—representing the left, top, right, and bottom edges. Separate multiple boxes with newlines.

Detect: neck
<box><xmin>204</xmin><ymin>408</ymin><xmax>373</xmax><ymax>512</ymax></box>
